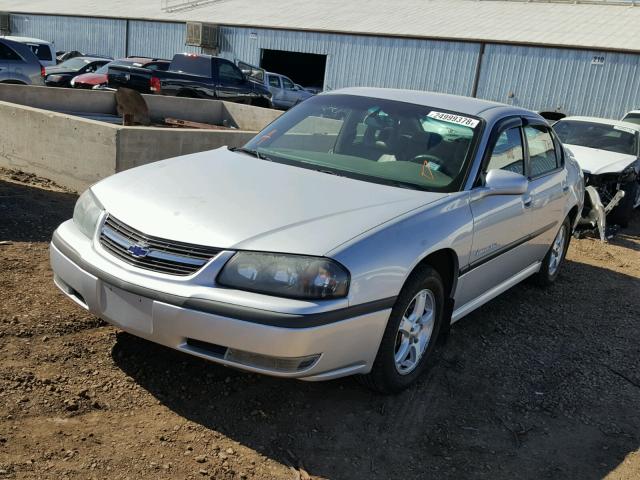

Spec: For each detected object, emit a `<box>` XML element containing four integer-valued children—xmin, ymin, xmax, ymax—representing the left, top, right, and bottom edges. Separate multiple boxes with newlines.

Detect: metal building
<box><xmin>1</xmin><ymin>0</ymin><xmax>640</xmax><ymax>118</ymax></box>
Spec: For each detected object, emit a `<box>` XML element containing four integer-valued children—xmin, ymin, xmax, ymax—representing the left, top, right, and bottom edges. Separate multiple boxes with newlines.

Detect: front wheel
<box><xmin>359</xmin><ymin>265</ymin><xmax>445</xmax><ymax>394</ymax></box>
<box><xmin>532</xmin><ymin>216</ymin><xmax>571</xmax><ymax>287</ymax></box>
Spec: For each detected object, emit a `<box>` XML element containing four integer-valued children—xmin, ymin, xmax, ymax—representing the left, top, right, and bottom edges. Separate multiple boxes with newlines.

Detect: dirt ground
<box><xmin>1</xmin><ymin>167</ymin><xmax>639</xmax><ymax>480</ymax></box>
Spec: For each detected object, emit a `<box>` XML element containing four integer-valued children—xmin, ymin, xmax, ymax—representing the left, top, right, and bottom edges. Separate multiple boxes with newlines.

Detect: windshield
<box><xmin>243</xmin><ymin>94</ymin><xmax>481</xmax><ymax>192</ymax></box>
<box><xmin>622</xmin><ymin>112</ymin><xmax>640</xmax><ymax>126</ymax></box>
<box><xmin>553</xmin><ymin>120</ymin><xmax>637</xmax><ymax>156</ymax></box>
<box><xmin>57</xmin><ymin>57</ymin><xmax>90</xmax><ymax>71</ymax></box>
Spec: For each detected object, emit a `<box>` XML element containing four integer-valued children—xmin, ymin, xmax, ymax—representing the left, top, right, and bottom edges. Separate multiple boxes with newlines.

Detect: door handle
<box><xmin>523</xmin><ymin>196</ymin><xmax>533</xmax><ymax>208</ymax></box>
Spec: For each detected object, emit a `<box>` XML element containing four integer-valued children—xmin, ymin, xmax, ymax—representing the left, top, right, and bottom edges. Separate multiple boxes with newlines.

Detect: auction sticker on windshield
<box><xmin>427</xmin><ymin>111</ymin><xmax>479</xmax><ymax>128</ymax></box>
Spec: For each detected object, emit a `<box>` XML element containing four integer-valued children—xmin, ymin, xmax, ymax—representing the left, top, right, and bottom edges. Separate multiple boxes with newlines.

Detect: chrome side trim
<box><xmin>451</xmin><ymin>262</ymin><xmax>541</xmax><ymax>323</ymax></box>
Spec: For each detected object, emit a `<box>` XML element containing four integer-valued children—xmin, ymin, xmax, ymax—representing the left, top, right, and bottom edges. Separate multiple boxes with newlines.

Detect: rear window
<box><xmin>170</xmin><ymin>54</ymin><xmax>211</xmax><ymax>77</ymax></box>
<box><xmin>28</xmin><ymin>43</ymin><xmax>52</xmax><ymax>61</ymax></box>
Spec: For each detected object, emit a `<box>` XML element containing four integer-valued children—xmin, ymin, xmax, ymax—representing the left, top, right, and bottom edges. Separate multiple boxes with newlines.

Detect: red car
<box><xmin>71</xmin><ymin>57</ymin><xmax>169</xmax><ymax>89</ymax></box>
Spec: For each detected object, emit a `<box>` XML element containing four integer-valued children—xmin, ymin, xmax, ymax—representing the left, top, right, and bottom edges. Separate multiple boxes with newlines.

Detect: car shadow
<box><xmin>0</xmin><ymin>178</ymin><xmax>77</xmax><ymax>242</ymax></box>
<box><xmin>112</xmin><ymin>258</ymin><xmax>640</xmax><ymax>480</ymax></box>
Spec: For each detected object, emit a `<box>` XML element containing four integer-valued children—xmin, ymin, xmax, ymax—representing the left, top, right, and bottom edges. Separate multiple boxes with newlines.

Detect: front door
<box><xmin>456</xmin><ymin>120</ymin><xmax>533</xmax><ymax>309</ymax></box>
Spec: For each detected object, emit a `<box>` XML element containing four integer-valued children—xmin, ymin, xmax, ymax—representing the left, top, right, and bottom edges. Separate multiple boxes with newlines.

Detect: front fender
<box><xmin>328</xmin><ymin>193</ymin><xmax>473</xmax><ymax>307</ymax></box>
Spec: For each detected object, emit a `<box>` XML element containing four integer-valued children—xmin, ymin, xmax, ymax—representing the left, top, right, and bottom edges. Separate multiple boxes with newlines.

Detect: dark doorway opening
<box><xmin>260</xmin><ymin>49</ymin><xmax>326</xmax><ymax>92</ymax></box>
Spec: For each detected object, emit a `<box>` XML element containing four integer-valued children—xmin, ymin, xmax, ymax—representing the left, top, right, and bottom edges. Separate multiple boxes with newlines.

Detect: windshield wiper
<box><xmin>228</xmin><ymin>146</ymin><xmax>265</xmax><ymax>159</ymax></box>
<box><xmin>313</xmin><ymin>168</ymin><xmax>345</xmax><ymax>177</ymax></box>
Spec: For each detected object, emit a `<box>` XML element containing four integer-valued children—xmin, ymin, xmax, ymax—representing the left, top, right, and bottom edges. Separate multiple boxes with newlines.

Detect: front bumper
<box><xmin>49</xmin><ymin>221</ymin><xmax>391</xmax><ymax>381</ymax></box>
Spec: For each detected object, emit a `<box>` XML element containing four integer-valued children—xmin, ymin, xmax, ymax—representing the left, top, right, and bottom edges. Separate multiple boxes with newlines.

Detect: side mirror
<box><xmin>473</xmin><ymin>169</ymin><xmax>528</xmax><ymax>200</ymax></box>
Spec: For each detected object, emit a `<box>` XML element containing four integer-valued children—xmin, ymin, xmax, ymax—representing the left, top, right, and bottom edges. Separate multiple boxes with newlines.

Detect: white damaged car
<box><xmin>553</xmin><ymin>116</ymin><xmax>640</xmax><ymax>235</ymax></box>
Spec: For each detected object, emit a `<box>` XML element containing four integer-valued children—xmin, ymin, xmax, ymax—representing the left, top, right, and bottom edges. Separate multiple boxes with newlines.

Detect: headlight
<box><xmin>70</xmin><ymin>77</ymin><xmax>76</xmax><ymax>87</ymax></box>
<box><xmin>217</xmin><ymin>252</ymin><xmax>349</xmax><ymax>300</ymax></box>
<box><xmin>73</xmin><ymin>189</ymin><xmax>103</xmax><ymax>238</ymax></box>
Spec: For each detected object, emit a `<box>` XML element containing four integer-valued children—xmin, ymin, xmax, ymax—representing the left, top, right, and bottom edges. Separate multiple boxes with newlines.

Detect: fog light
<box><xmin>224</xmin><ymin>349</ymin><xmax>320</xmax><ymax>373</ymax></box>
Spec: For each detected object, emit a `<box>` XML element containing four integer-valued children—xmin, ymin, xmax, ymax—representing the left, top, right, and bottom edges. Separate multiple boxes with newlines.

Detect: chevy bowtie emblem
<box><xmin>127</xmin><ymin>243</ymin><xmax>150</xmax><ymax>258</ymax></box>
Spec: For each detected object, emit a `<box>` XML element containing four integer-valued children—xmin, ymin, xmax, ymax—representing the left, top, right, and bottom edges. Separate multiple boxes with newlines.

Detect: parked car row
<box><xmin>0</xmin><ymin>35</ymin><xmax>313</xmax><ymax>110</ymax></box>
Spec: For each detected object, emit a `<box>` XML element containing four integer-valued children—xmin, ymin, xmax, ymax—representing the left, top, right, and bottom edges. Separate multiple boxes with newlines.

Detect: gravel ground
<box><xmin>0</xmin><ymin>168</ymin><xmax>639</xmax><ymax>480</ymax></box>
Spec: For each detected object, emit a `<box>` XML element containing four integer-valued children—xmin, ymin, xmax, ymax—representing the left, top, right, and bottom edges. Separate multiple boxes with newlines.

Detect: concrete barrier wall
<box><xmin>0</xmin><ymin>84</ymin><xmax>118</xmax><ymax>115</ymax></box>
<box><xmin>0</xmin><ymin>100</ymin><xmax>265</xmax><ymax>191</ymax></box>
<box><xmin>116</xmin><ymin>127</ymin><xmax>256</xmax><ymax>171</ymax></box>
<box><xmin>0</xmin><ymin>84</ymin><xmax>281</xmax><ymax>129</ymax></box>
<box><xmin>0</xmin><ymin>101</ymin><xmax>118</xmax><ymax>191</ymax></box>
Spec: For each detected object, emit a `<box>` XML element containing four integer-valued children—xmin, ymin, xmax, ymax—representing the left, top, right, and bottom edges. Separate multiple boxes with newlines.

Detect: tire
<box><xmin>359</xmin><ymin>265</ymin><xmax>445</xmax><ymax>394</ymax></box>
<box><xmin>531</xmin><ymin>216</ymin><xmax>571</xmax><ymax>287</ymax></box>
<box><xmin>608</xmin><ymin>181</ymin><xmax>639</xmax><ymax>228</ymax></box>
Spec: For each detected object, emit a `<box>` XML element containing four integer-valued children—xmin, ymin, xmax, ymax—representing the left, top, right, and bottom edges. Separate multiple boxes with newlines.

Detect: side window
<box><xmin>268</xmin><ymin>75</ymin><xmax>281</xmax><ymax>88</ymax></box>
<box><xmin>525</xmin><ymin>125</ymin><xmax>558</xmax><ymax>177</ymax></box>
<box><xmin>486</xmin><ymin>127</ymin><xmax>525</xmax><ymax>175</ymax></box>
<box><xmin>218</xmin><ymin>61</ymin><xmax>245</xmax><ymax>85</ymax></box>
<box><xmin>282</xmin><ymin>77</ymin><xmax>295</xmax><ymax>90</ymax></box>
<box><xmin>0</xmin><ymin>43</ymin><xmax>21</xmax><ymax>61</ymax></box>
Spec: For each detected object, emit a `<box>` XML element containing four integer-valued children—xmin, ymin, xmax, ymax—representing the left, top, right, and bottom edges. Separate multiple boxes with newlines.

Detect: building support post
<box><xmin>124</xmin><ymin>18</ymin><xmax>130</xmax><ymax>57</ymax></box>
<box><xmin>471</xmin><ymin>42</ymin><xmax>485</xmax><ymax>98</ymax></box>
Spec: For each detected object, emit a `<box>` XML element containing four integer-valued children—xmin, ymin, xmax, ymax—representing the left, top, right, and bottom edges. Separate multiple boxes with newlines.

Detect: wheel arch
<box><xmin>0</xmin><ymin>80</ymin><xmax>27</xmax><ymax>85</ymax></box>
<box><xmin>408</xmin><ymin>248</ymin><xmax>459</xmax><ymax>300</ymax></box>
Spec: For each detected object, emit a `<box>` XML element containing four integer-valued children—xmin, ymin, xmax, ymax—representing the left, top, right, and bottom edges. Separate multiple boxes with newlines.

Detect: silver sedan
<box><xmin>50</xmin><ymin>88</ymin><xmax>583</xmax><ymax>393</ymax></box>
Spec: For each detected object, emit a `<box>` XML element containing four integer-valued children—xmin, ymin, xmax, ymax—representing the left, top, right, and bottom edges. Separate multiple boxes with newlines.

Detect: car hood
<box><xmin>91</xmin><ymin>148</ymin><xmax>446</xmax><ymax>255</ymax></box>
<box><xmin>565</xmin><ymin>144</ymin><xmax>637</xmax><ymax>175</ymax></box>
<box><xmin>44</xmin><ymin>67</ymin><xmax>76</xmax><ymax>75</ymax></box>
<box><xmin>74</xmin><ymin>73</ymin><xmax>107</xmax><ymax>84</ymax></box>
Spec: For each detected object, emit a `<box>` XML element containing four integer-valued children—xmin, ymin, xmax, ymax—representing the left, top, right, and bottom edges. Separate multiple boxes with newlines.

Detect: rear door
<box><xmin>456</xmin><ymin>118</ymin><xmax>533</xmax><ymax>308</ymax></box>
<box><xmin>521</xmin><ymin>120</ymin><xmax>567</xmax><ymax>261</ymax></box>
<box><xmin>0</xmin><ymin>41</ymin><xmax>25</xmax><ymax>82</ymax></box>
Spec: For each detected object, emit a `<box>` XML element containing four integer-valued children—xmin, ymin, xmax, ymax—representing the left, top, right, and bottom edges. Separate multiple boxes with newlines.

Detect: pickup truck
<box><xmin>106</xmin><ymin>57</ymin><xmax>171</xmax><ymax>93</ymax></box>
<box><xmin>109</xmin><ymin>53</ymin><xmax>272</xmax><ymax>108</ymax></box>
<box><xmin>237</xmin><ymin>61</ymin><xmax>313</xmax><ymax>109</ymax></box>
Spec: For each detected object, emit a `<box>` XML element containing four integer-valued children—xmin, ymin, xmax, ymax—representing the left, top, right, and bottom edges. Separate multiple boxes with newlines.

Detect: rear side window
<box><xmin>147</xmin><ymin>62</ymin><xmax>169</xmax><ymax>72</ymax></box>
<box><xmin>0</xmin><ymin>43</ymin><xmax>21</xmax><ymax>61</ymax></box>
<box><xmin>268</xmin><ymin>75</ymin><xmax>280</xmax><ymax>88</ymax></box>
<box><xmin>170</xmin><ymin>55</ymin><xmax>212</xmax><ymax>76</ymax></box>
<box><xmin>218</xmin><ymin>61</ymin><xmax>244</xmax><ymax>84</ymax></box>
<box><xmin>525</xmin><ymin>125</ymin><xmax>558</xmax><ymax>177</ymax></box>
<box><xmin>28</xmin><ymin>44</ymin><xmax>52</xmax><ymax>61</ymax></box>
<box><xmin>486</xmin><ymin>127</ymin><xmax>525</xmax><ymax>175</ymax></box>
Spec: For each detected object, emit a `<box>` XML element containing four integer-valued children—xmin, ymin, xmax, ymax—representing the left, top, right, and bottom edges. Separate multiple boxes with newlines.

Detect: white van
<box><xmin>0</xmin><ymin>36</ymin><xmax>56</xmax><ymax>67</ymax></box>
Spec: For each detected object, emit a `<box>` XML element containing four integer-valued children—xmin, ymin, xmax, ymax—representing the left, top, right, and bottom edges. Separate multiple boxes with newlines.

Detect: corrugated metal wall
<box><xmin>127</xmin><ymin>20</ymin><xmax>199</xmax><ymax>59</ymax></box>
<box><xmin>216</xmin><ymin>26</ymin><xmax>481</xmax><ymax>95</ymax></box>
<box><xmin>476</xmin><ymin>44</ymin><xmax>640</xmax><ymax>118</ymax></box>
<box><xmin>9</xmin><ymin>14</ymin><xmax>198</xmax><ymax>60</ymax></box>
<box><xmin>8</xmin><ymin>13</ymin><xmax>640</xmax><ymax>118</ymax></box>
<box><xmin>10</xmin><ymin>14</ymin><xmax>127</xmax><ymax>58</ymax></box>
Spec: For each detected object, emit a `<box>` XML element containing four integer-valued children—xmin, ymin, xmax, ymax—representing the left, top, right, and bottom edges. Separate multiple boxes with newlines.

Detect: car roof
<box><xmin>560</xmin><ymin>115</ymin><xmax>640</xmax><ymax>132</ymax></box>
<box><xmin>1</xmin><ymin>35</ymin><xmax>53</xmax><ymax>46</ymax></box>
<box><xmin>326</xmin><ymin>87</ymin><xmax>539</xmax><ymax>121</ymax></box>
<box><xmin>121</xmin><ymin>57</ymin><xmax>170</xmax><ymax>64</ymax></box>
<box><xmin>624</xmin><ymin>110</ymin><xmax>640</xmax><ymax>116</ymax></box>
<box><xmin>70</xmin><ymin>56</ymin><xmax>112</xmax><ymax>62</ymax></box>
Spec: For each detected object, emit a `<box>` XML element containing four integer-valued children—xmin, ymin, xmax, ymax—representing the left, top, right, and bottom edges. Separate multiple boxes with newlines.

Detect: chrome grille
<box><xmin>99</xmin><ymin>215</ymin><xmax>221</xmax><ymax>276</ymax></box>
